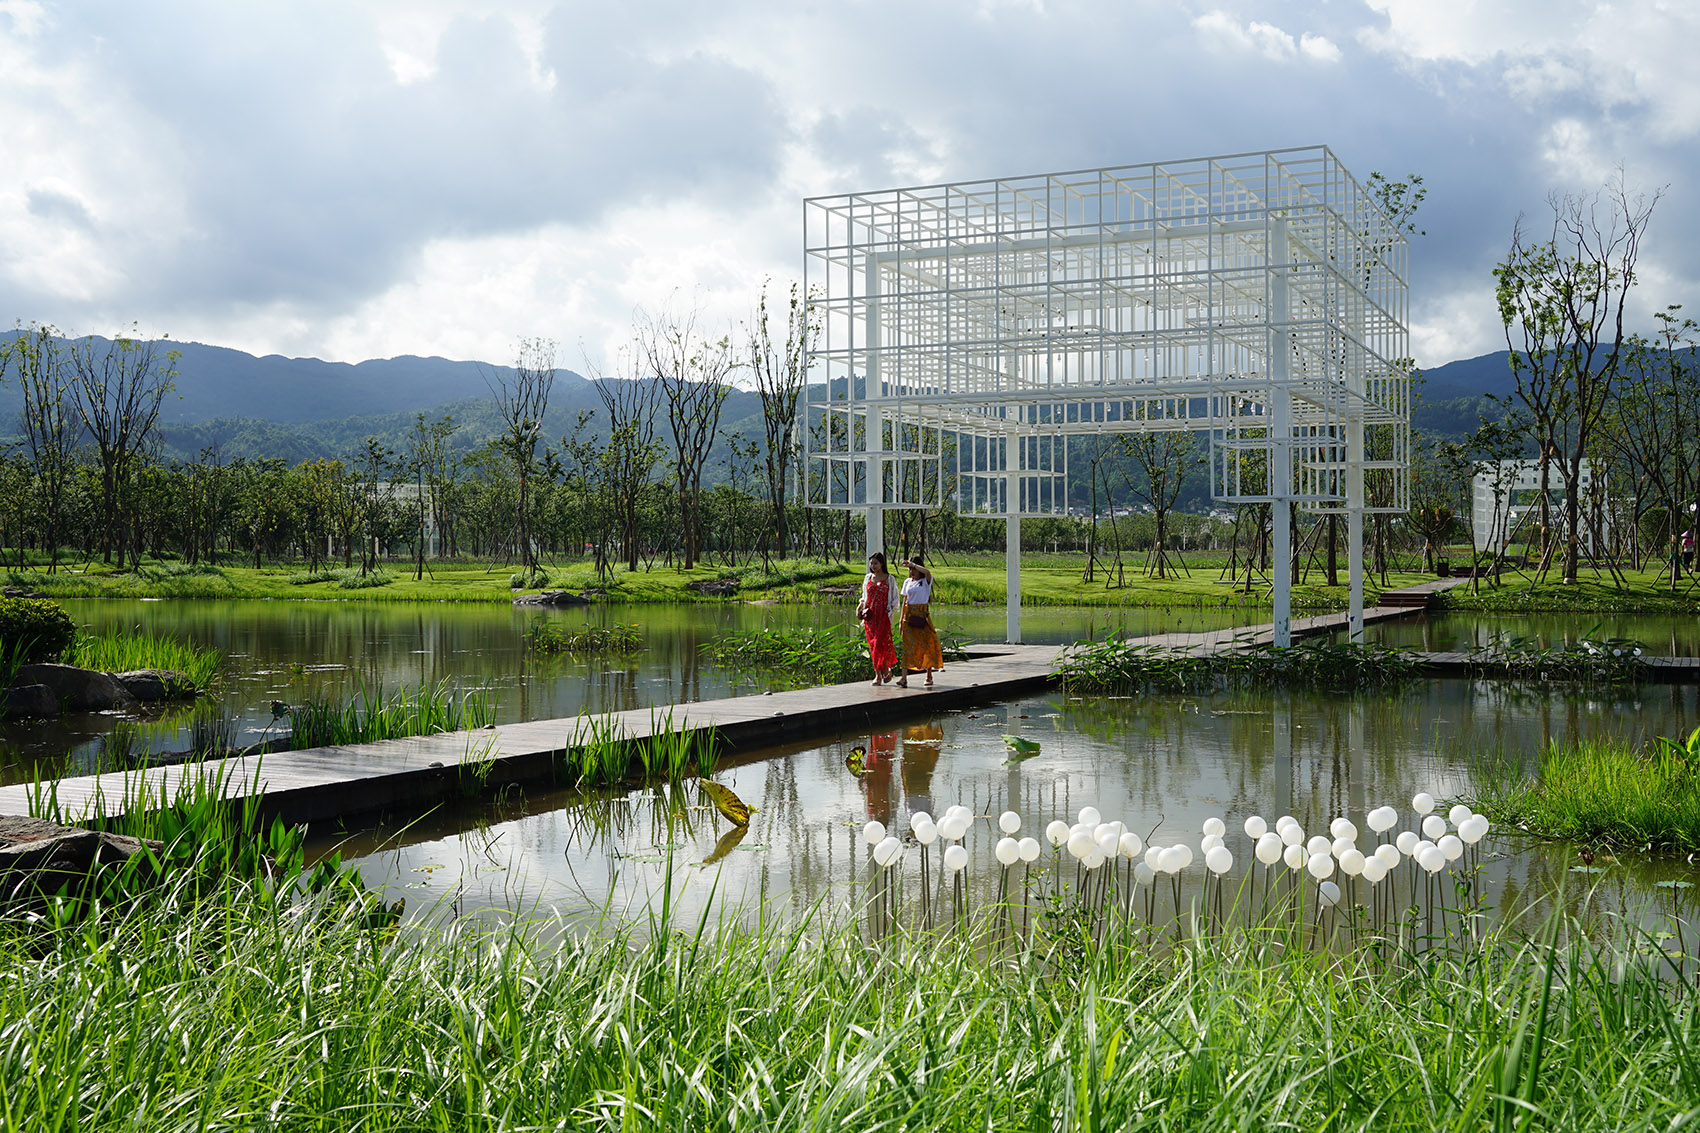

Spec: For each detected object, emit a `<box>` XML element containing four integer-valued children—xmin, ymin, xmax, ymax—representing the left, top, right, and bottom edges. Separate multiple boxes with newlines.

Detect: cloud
<box><xmin>1193</xmin><ymin>10</ymin><xmax>1341</xmax><ymax>64</ymax></box>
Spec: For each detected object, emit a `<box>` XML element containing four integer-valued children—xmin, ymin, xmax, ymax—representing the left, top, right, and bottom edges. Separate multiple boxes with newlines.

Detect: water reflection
<box><xmin>321</xmin><ymin>680</ymin><xmax>1700</xmax><ymax>953</ymax></box>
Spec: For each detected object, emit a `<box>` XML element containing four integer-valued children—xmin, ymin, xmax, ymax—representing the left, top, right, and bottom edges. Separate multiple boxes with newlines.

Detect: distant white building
<box><xmin>1472</xmin><ymin>459</ymin><xmax>1611</xmax><ymax>554</ymax></box>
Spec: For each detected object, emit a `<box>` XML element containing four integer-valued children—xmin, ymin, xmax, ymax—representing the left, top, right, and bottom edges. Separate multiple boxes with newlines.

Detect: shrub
<box><xmin>509</xmin><ymin>567</ymin><xmax>551</xmax><ymax>590</ymax></box>
<box><xmin>0</xmin><ymin>596</ymin><xmax>76</xmax><ymax>664</ymax></box>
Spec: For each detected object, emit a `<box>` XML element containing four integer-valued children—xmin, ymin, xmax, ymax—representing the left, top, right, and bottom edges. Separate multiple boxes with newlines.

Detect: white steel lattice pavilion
<box><xmin>802</xmin><ymin>146</ymin><xmax>1411</xmax><ymax>645</ymax></box>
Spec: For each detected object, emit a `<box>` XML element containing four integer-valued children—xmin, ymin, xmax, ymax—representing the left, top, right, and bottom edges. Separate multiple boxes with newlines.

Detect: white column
<box><xmin>1347</xmin><ymin>454</ymin><xmax>1364</xmax><ymax>642</ymax></box>
<box><xmin>1269</xmin><ymin>220</ymin><xmax>1292</xmax><ymax>648</ymax></box>
<box><xmin>1006</xmin><ymin>513</ymin><xmax>1022</xmax><ymax>644</ymax></box>
<box><xmin>866</xmin><ymin>502</ymin><xmax>883</xmax><ymax>561</ymax></box>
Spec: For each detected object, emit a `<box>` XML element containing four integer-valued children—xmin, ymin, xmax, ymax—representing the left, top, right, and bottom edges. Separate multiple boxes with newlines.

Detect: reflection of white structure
<box><xmin>802</xmin><ymin>147</ymin><xmax>1411</xmax><ymax>644</ymax></box>
<box><xmin>1471</xmin><ymin>459</ymin><xmax>1609</xmax><ymax>555</ymax></box>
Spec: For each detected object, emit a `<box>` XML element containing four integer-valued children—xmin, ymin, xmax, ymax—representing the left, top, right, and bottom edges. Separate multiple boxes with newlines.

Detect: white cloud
<box><xmin>1193</xmin><ymin>10</ymin><xmax>1340</xmax><ymax>64</ymax></box>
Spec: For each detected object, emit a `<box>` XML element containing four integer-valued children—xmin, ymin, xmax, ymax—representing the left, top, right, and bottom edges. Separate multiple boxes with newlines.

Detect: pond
<box><xmin>1361</xmin><ymin>610</ymin><xmax>1700</xmax><ymax>656</ymax></box>
<box><xmin>321</xmin><ymin>678</ymin><xmax>1700</xmax><ymax>951</ymax></box>
<box><xmin>2</xmin><ymin>598</ymin><xmax>1262</xmax><ymax>780</ymax></box>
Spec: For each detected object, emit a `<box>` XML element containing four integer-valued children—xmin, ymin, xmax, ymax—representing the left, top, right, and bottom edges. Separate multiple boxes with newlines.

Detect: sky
<box><xmin>0</xmin><ymin>0</ymin><xmax>1695</xmax><ymax>374</ymax></box>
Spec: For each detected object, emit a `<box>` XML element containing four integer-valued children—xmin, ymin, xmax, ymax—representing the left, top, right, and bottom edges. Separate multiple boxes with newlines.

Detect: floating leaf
<box><xmin>699</xmin><ymin>779</ymin><xmax>754</xmax><ymax>828</ymax></box>
<box><xmin>845</xmin><ymin>745</ymin><xmax>868</xmax><ymax>777</ymax></box>
<box><xmin>1656</xmin><ymin>880</ymin><xmax>1694</xmax><ymax>889</ymax></box>
<box><xmin>1002</xmin><ymin>734</ymin><xmax>1041</xmax><ymax>762</ymax></box>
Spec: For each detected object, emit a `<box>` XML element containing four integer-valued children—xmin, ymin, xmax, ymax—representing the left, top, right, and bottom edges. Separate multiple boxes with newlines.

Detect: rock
<box><xmin>685</xmin><ymin>578</ymin><xmax>739</xmax><ymax>596</ymax></box>
<box><xmin>5</xmin><ymin>683</ymin><xmax>57</xmax><ymax>718</ymax></box>
<box><xmin>113</xmin><ymin>668</ymin><xmax>196</xmax><ymax>701</ymax></box>
<box><xmin>816</xmin><ymin>584</ymin><xmax>858</xmax><ymax>597</ymax></box>
<box><xmin>512</xmin><ymin>590</ymin><xmax>591</xmax><ymax>607</ymax></box>
<box><xmin>13</xmin><ymin>663</ymin><xmax>137</xmax><ymax>712</ymax></box>
<box><xmin>0</xmin><ymin>817</ymin><xmax>164</xmax><ymax>900</ymax></box>
<box><xmin>1</xmin><ymin>587</ymin><xmax>45</xmax><ymax>599</ymax></box>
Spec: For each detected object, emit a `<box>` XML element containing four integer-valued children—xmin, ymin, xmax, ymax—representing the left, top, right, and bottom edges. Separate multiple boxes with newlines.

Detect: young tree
<box><xmin>747</xmin><ymin>281</ymin><xmax>818</xmax><ymax>561</ymax></box>
<box><xmin>406</xmin><ymin>413</ymin><xmax>458</xmax><ymax>580</ymax></box>
<box><xmin>481</xmin><ymin>338</ymin><xmax>556</xmax><ymax>572</ymax></box>
<box><xmin>583</xmin><ymin>346</ymin><xmax>663</xmax><ymax>573</ymax></box>
<box><xmin>1121</xmin><ymin>430</ymin><xmax>1203</xmax><ymax>579</ymax></box>
<box><xmin>353</xmin><ymin>437</ymin><xmax>394</xmax><ymax>574</ymax></box>
<box><xmin>1494</xmin><ymin>173</ymin><xmax>1660</xmax><ymax>583</ymax></box>
<box><xmin>640</xmin><ymin>306</ymin><xmax>735</xmax><ymax>569</ymax></box>
<box><xmin>2</xmin><ymin>323</ymin><xmax>80</xmax><ymax>572</ymax></box>
<box><xmin>66</xmin><ymin>326</ymin><xmax>179</xmax><ymax>570</ymax></box>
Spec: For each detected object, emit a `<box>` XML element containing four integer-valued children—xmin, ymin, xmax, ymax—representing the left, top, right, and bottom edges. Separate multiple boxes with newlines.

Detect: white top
<box><xmin>901</xmin><ymin>577</ymin><xmax>932</xmax><ymax>605</ymax></box>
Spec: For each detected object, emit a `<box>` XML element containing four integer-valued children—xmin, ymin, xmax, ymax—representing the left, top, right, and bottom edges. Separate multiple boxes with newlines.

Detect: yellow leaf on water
<box><xmin>699</xmin><ymin>779</ymin><xmax>754</xmax><ymax>828</ymax></box>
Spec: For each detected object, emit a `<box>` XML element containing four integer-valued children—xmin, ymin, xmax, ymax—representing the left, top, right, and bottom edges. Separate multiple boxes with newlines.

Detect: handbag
<box><xmin>906</xmin><ymin>613</ymin><xmax>928</xmax><ymax>630</ymax></box>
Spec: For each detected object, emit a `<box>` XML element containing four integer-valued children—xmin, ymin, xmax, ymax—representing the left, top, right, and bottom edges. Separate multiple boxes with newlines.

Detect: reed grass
<box><xmin>287</xmin><ymin>681</ymin><xmax>495</xmax><ymax>749</ymax></box>
<box><xmin>0</xmin><ymin>869</ymin><xmax>1694</xmax><ymax>1132</ymax></box>
<box><xmin>1473</xmin><ymin>732</ymin><xmax>1700</xmax><ymax>851</ymax></box>
<box><xmin>524</xmin><ymin>621</ymin><xmax>642</xmax><ymax>654</ymax></box>
<box><xmin>555</xmin><ymin>709</ymin><xmax>719</xmax><ymax>786</ymax></box>
<box><xmin>1056</xmin><ymin>635</ymin><xmax>1424</xmax><ymax>693</ymax></box>
<box><xmin>65</xmin><ymin>628</ymin><xmax>224</xmax><ymax>691</ymax></box>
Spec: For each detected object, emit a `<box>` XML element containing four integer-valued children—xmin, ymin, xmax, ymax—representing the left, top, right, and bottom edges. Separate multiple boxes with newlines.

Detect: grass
<box><xmin>524</xmin><ymin>621</ymin><xmax>643</xmax><ymax>654</ymax></box>
<box><xmin>1472</xmin><ymin>731</ymin><xmax>1700</xmax><ymax>852</ymax></box>
<box><xmin>64</xmin><ymin>628</ymin><xmax>224</xmax><ymax>691</ymax></box>
<box><xmin>286</xmin><ymin>565</ymin><xmax>398</xmax><ymax>589</ymax></box>
<box><xmin>700</xmin><ymin>624</ymin><xmax>970</xmax><ymax>686</ymax></box>
<box><xmin>556</xmin><ymin>709</ymin><xmax>720</xmax><ymax>786</ymax></box>
<box><xmin>287</xmin><ymin>681</ymin><xmax>496</xmax><ymax>749</ymax></box>
<box><xmin>1056</xmin><ymin>635</ymin><xmax>1426</xmax><ymax>693</ymax></box>
<box><xmin>1441</xmin><ymin>565</ymin><xmax>1700</xmax><ymax>614</ymax></box>
<box><xmin>1</xmin><ymin>864</ymin><xmax>1697</xmax><ymax>1131</ymax></box>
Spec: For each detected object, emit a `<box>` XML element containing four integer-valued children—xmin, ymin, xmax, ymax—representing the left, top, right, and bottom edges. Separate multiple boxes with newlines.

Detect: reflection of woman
<box><xmin>858</xmin><ymin>552</ymin><xmax>899</xmax><ymax>685</ymax></box>
<box><xmin>899</xmin><ymin>721</ymin><xmax>943</xmax><ymax>819</ymax></box>
<box><xmin>896</xmin><ymin>555</ymin><xmax>943</xmax><ymax>688</ymax></box>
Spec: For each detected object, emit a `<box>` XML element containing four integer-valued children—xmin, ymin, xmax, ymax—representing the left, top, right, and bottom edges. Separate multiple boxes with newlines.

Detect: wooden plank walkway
<box><xmin>0</xmin><ymin>644</ymin><xmax>1066</xmax><ymax>827</ymax></box>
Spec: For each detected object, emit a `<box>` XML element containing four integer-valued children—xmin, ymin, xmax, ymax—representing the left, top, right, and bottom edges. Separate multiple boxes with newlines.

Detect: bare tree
<box><xmin>1494</xmin><ymin>173</ymin><xmax>1660</xmax><ymax>583</ymax></box>
<box><xmin>583</xmin><ymin>345</ymin><xmax>663</xmax><ymax>573</ymax></box>
<box><xmin>1121</xmin><ymin>430</ymin><xmax>1203</xmax><ymax>579</ymax></box>
<box><xmin>66</xmin><ymin>326</ymin><xmax>179</xmax><ymax>570</ymax></box>
<box><xmin>747</xmin><ymin>281</ymin><xmax>818</xmax><ymax>562</ymax></box>
<box><xmin>481</xmin><ymin>338</ymin><xmax>556</xmax><ymax>572</ymax></box>
<box><xmin>639</xmin><ymin>306</ymin><xmax>735</xmax><ymax>569</ymax></box>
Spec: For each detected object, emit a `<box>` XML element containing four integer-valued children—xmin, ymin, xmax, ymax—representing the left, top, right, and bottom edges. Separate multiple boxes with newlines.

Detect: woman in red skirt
<box><xmin>858</xmin><ymin>551</ymin><xmax>898</xmax><ymax>685</ymax></box>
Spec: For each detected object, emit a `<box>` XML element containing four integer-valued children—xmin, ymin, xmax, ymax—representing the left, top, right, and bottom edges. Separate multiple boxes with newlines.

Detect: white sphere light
<box><xmin>1133</xmin><ymin>861</ymin><xmax>1156</xmax><ymax>887</ymax></box>
<box><xmin>1360</xmin><ymin>858</ymin><xmax>1388</xmax><ymax>885</ymax></box>
<box><xmin>1438</xmin><ymin>834</ymin><xmax>1464</xmax><ymax>861</ymax></box>
<box><xmin>1118</xmin><ymin>832</ymin><xmax>1143</xmax><ymax>859</ymax></box>
<box><xmin>909</xmin><ymin>811</ymin><xmax>931</xmax><ymax>833</ymax></box>
<box><xmin>1244</xmin><ymin>815</ymin><xmax>1268</xmax><ymax>839</ymax></box>
<box><xmin>1201</xmin><ymin>833</ymin><xmax>1224</xmax><ymax>854</ymax></box>
<box><xmin>1106</xmin><ymin>820</ymin><xmax>1127</xmax><ymax>840</ymax></box>
<box><xmin>1277</xmin><ymin>815</ymin><xmax>1298</xmax><ymax>833</ymax></box>
<box><xmin>1307</xmin><ymin>852</ymin><xmax>1335</xmax><ymax>880</ymax></box>
<box><xmin>995</xmin><ymin>837</ymin><xmax>1020</xmax><ymax>866</ymax></box>
<box><xmin>939</xmin><ymin>815</ymin><xmax>968</xmax><ymax>842</ymax></box>
<box><xmin>949</xmin><ymin>804</ymin><xmax>973</xmax><ymax>823</ymax></box>
<box><xmin>1458</xmin><ymin>819</ymin><xmax>1486</xmax><ymax>845</ymax></box>
<box><xmin>1331</xmin><ymin>836</ymin><xmax>1355</xmax><ymax>859</ymax></box>
<box><xmin>1375</xmin><ymin>844</ymin><xmax>1401</xmax><ymax>868</ymax></box>
<box><xmin>1367</xmin><ymin>806</ymin><xmax>1398</xmax><ymax>833</ymax></box>
<box><xmin>1422</xmin><ymin>815</ymin><xmax>1447</xmax><ymax>840</ymax></box>
<box><xmin>943</xmin><ymin>844</ymin><xmax>969</xmax><ymax>872</ymax></box>
<box><xmin>1395</xmin><ymin>831</ymin><xmax>1420</xmax><ymax>856</ymax></box>
<box><xmin>1202</xmin><ymin>816</ymin><xmax>1227</xmax><ymax>838</ymax></box>
<box><xmin>1084</xmin><ymin>848</ymin><xmax>1107</xmax><ymax>870</ymax></box>
<box><xmin>1045</xmin><ymin>820</ymin><xmax>1069</xmax><ymax>847</ymax></box>
<box><xmin>1067</xmin><ymin>831</ymin><xmax>1094</xmax><ymax>860</ymax></box>
<box><xmin>999</xmin><ymin>811</ymin><xmax>1021</xmax><ymax>834</ymax></box>
<box><xmin>1172</xmin><ymin>844</ymin><xmax>1194</xmax><ymax>869</ymax></box>
<box><xmin>1307</xmin><ymin>835</ymin><xmax>1332</xmax><ymax>858</ymax></box>
<box><xmin>1330</xmin><ymin>818</ymin><xmax>1358</xmax><ymax>841</ymax></box>
<box><xmin>1419</xmin><ymin>846</ymin><xmax>1446</xmax><ymax>874</ymax></box>
<box><xmin>873</xmin><ymin>836</ymin><xmax>901</xmax><ymax>868</ymax></box>
<box><xmin>1018</xmin><ymin>836</ymin><xmax>1042</xmax><ymax>863</ymax></box>
<box><xmin>915</xmin><ymin>820</ymin><xmax>938</xmax><ymax>847</ymax></box>
<box><xmin>1448</xmin><ymin>804</ymin><xmax>1472</xmax><ymax>827</ymax></box>
<box><xmin>1319</xmin><ymin>880</ymin><xmax>1342</xmax><ymax>907</ymax></box>
<box><xmin>1078</xmin><ymin>806</ymin><xmax>1102</xmax><ymax>827</ymax></box>
<box><xmin>1096</xmin><ymin>829</ymin><xmax>1120</xmax><ymax>857</ymax></box>
<box><xmin>1206</xmin><ymin>846</ymin><xmax>1233</xmax><ymax>875</ymax></box>
<box><xmin>1339</xmin><ymin>848</ymin><xmax>1366</xmax><ymax>877</ymax></box>
<box><xmin>1281</xmin><ymin>824</ymin><xmax>1305</xmax><ymax>847</ymax></box>
<box><xmin>863</xmin><ymin>821</ymin><xmax>886</xmax><ymax>847</ymax></box>
<box><xmin>1412</xmin><ymin>792</ymin><xmax>1436</xmax><ymax>815</ymax></box>
<box><xmin>1283</xmin><ymin>844</ymin><xmax>1307</xmax><ymax>870</ymax></box>
<box><xmin>1144</xmin><ymin>845</ymin><xmax>1164</xmax><ymax>869</ymax></box>
<box><xmin>1255</xmin><ymin>833</ymin><xmax>1283</xmax><ymax>865</ymax></box>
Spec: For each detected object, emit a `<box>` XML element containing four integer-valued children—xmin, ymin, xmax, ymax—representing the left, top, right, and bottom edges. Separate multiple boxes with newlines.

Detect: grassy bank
<box><xmin>1472</xmin><ymin>734</ymin><xmax>1700</xmax><ymax>852</ymax></box>
<box><xmin>64</xmin><ymin>627</ymin><xmax>224</xmax><ymax>690</ymax></box>
<box><xmin>4</xmin><ymin>554</ymin><xmax>1441</xmax><ymax>611</ymax></box>
<box><xmin>2</xmin><ymin>871</ymin><xmax>1695</xmax><ymax>1131</ymax></box>
<box><xmin>1440</xmin><ymin>567</ymin><xmax>1700</xmax><ymax>614</ymax></box>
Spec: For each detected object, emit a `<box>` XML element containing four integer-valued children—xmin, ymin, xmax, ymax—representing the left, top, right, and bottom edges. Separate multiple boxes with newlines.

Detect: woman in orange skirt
<box><xmin>858</xmin><ymin>552</ymin><xmax>898</xmax><ymax>685</ymax></box>
<box><xmin>896</xmin><ymin>555</ymin><xmax>942</xmax><ymax>687</ymax></box>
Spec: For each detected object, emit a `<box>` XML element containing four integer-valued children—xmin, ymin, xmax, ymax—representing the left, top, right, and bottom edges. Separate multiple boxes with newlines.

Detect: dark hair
<box><xmin>908</xmin><ymin>553</ymin><xmax>924</xmax><ymax>567</ymax></box>
<box><xmin>868</xmin><ymin>551</ymin><xmax>888</xmax><ymax>573</ymax></box>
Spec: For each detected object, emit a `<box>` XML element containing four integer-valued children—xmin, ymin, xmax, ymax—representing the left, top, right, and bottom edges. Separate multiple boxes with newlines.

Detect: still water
<box><xmin>2</xmin><ymin>598</ymin><xmax>1258</xmax><ymax>779</ymax></box>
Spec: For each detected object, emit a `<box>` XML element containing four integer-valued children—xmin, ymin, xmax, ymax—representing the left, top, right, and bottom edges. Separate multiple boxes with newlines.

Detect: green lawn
<box><xmin>1440</xmin><ymin>565</ymin><xmax>1700</xmax><ymax>614</ymax></box>
<box><xmin>2</xmin><ymin>554</ymin><xmax>1448</xmax><ymax>612</ymax></box>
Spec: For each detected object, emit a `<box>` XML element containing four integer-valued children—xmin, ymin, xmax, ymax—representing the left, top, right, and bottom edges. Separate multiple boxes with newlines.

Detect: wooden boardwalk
<box><xmin>5</xmin><ymin>575</ymin><xmax>1689</xmax><ymax>828</ymax></box>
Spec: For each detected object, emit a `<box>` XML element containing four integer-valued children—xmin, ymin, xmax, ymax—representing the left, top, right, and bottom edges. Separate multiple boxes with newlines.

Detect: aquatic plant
<box><xmin>524</xmin><ymin>621</ymin><xmax>642</xmax><ymax>654</ymax></box>
<box><xmin>555</xmin><ymin>708</ymin><xmax>719</xmax><ymax>788</ymax></box>
<box><xmin>66</xmin><ymin>627</ymin><xmax>223</xmax><ymax>691</ymax></box>
<box><xmin>1464</xmin><ymin>633</ymin><xmax>1647</xmax><ymax>683</ymax></box>
<box><xmin>287</xmin><ymin>681</ymin><xmax>496</xmax><ymax>749</ymax></box>
<box><xmin>1473</xmin><ymin>734</ymin><xmax>1700</xmax><ymax>851</ymax></box>
<box><xmin>1055</xmin><ymin>634</ymin><xmax>1423</xmax><ymax>693</ymax></box>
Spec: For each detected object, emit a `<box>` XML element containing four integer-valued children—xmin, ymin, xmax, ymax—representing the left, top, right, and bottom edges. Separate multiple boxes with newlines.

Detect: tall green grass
<box><xmin>524</xmin><ymin>621</ymin><xmax>642</xmax><ymax>654</ymax></box>
<box><xmin>556</xmin><ymin>709</ymin><xmax>719</xmax><ymax>786</ymax></box>
<box><xmin>1473</xmin><ymin>732</ymin><xmax>1700</xmax><ymax>851</ymax></box>
<box><xmin>1056</xmin><ymin>635</ymin><xmax>1425</xmax><ymax>693</ymax></box>
<box><xmin>65</xmin><ymin>628</ymin><xmax>224</xmax><ymax>691</ymax></box>
<box><xmin>287</xmin><ymin>681</ymin><xmax>496</xmax><ymax>749</ymax></box>
<box><xmin>0</xmin><ymin>874</ymin><xmax>1695</xmax><ymax>1131</ymax></box>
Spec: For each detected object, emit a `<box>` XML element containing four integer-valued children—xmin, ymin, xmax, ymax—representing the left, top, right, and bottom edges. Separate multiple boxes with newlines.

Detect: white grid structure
<box><xmin>803</xmin><ymin>146</ymin><xmax>1411</xmax><ymax>644</ymax></box>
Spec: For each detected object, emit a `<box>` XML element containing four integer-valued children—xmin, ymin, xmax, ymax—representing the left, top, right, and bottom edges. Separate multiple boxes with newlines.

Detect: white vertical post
<box><xmin>865</xmin><ymin>253</ymin><xmax>884</xmax><ymax>561</ymax></box>
<box><xmin>1269</xmin><ymin>220</ymin><xmax>1292</xmax><ymax>648</ymax></box>
<box><xmin>1347</xmin><ymin>426</ymin><xmax>1364</xmax><ymax>642</ymax></box>
<box><xmin>1006</xmin><ymin>512</ymin><xmax>1022</xmax><ymax>644</ymax></box>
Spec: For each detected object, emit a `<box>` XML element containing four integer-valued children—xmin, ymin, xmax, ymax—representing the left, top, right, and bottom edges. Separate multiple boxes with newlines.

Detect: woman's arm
<box><xmin>901</xmin><ymin>560</ymin><xmax>933</xmax><ymax>581</ymax></box>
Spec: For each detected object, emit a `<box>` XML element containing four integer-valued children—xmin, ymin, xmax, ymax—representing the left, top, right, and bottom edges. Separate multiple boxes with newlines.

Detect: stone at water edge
<box><xmin>512</xmin><ymin>590</ymin><xmax>592</xmax><ymax>607</ymax></box>
<box><xmin>5</xmin><ymin>683</ymin><xmax>57</xmax><ymax>718</ymax></box>
<box><xmin>113</xmin><ymin>668</ymin><xmax>196</xmax><ymax>701</ymax></box>
<box><xmin>0</xmin><ymin>816</ymin><xmax>165</xmax><ymax>899</ymax></box>
<box><xmin>12</xmin><ymin>663</ymin><xmax>136</xmax><ymax>712</ymax></box>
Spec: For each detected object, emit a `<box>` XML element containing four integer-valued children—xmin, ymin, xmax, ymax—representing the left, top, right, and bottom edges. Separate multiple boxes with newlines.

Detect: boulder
<box><xmin>512</xmin><ymin>590</ymin><xmax>591</xmax><ymax>607</ymax></box>
<box><xmin>113</xmin><ymin>668</ymin><xmax>196</xmax><ymax>701</ymax></box>
<box><xmin>685</xmin><ymin>578</ymin><xmax>739</xmax><ymax>596</ymax></box>
<box><xmin>5</xmin><ymin>683</ymin><xmax>57</xmax><ymax>718</ymax></box>
<box><xmin>0</xmin><ymin>816</ymin><xmax>163</xmax><ymax>899</ymax></box>
<box><xmin>13</xmin><ymin>663</ymin><xmax>137</xmax><ymax>712</ymax></box>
